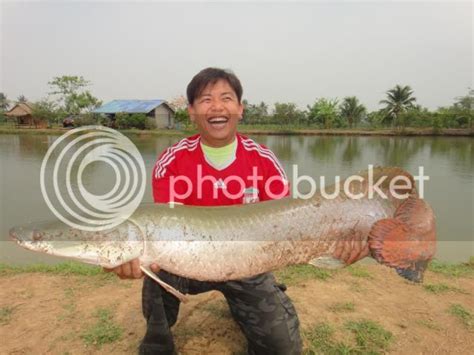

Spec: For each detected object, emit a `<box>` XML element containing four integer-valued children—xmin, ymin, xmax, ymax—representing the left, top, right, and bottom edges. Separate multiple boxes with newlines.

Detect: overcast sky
<box><xmin>1</xmin><ymin>0</ymin><xmax>472</xmax><ymax>111</ymax></box>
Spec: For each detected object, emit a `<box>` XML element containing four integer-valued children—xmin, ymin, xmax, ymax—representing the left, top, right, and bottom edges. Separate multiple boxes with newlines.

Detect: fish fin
<box><xmin>308</xmin><ymin>256</ymin><xmax>346</xmax><ymax>269</ymax></box>
<box><xmin>355</xmin><ymin>167</ymin><xmax>416</xmax><ymax>196</ymax></box>
<box><xmin>368</xmin><ymin>198</ymin><xmax>436</xmax><ymax>283</ymax></box>
<box><xmin>140</xmin><ymin>266</ymin><xmax>189</xmax><ymax>303</ymax></box>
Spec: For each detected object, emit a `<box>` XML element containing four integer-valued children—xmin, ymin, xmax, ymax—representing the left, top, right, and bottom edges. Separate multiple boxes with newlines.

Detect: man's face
<box><xmin>188</xmin><ymin>79</ymin><xmax>244</xmax><ymax>147</ymax></box>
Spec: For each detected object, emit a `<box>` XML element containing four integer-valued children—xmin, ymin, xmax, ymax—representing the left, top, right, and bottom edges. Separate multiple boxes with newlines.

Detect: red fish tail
<box><xmin>368</xmin><ymin>197</ymin><xmax>436</xmax><ymax>282</ymax></box>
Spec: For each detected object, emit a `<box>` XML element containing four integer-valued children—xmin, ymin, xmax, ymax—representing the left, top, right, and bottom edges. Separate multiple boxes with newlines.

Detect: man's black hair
<box><xmin>187</xmin><ymin>67</ymin><xmax>243</xmax><ymax>105</ymax></box>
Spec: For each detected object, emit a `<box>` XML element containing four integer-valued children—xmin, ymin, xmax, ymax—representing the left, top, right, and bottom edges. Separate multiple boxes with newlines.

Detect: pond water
<box><xmin>0</xmin><ymin>133</ymin><xmax>472</xmax><ymax>264</ymax></box>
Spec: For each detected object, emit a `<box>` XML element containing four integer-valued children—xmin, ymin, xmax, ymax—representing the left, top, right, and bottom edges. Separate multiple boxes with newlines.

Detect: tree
<box><xmin>452</xmin><ymin>89</ymin><xmax>474</xmax><ymax>128</ymax></box>
<box><xmin>339</xmin><ymin>96</ymin><xmax>366</xmax><ymax>128</ymax></box>
<box><xmin>379</xmin><ymin>85</ymin><xmax>417</xmax><ymax>127</ymax></box>
<box><xmin>168</xmin><ymin>95</ymin><xmax>190</xmax><ymax>128</ymax></box>
<box><xmin>307</xmin><ymin>98</ymin><xmax>339</xmax><ymax>128</ymax></box>
<box><xmin>168</xmin><ymin>95</ymin><xmax>188</xmax><ymax>111</ymax></box>
<box><xmin>48</xmin><ymin>75</ymin><xmax>101</xmax><ymax>115</ymax></box>
<box><xmin>70</xmin><ymin>91</ymin><xmax>101</xmax><ymax>113</ymax></box>
<box><xmin>31</xmin><ymin>99</ymin><xmax>59</xmax><ymax>127</ymax></box>
<box><xmin>271</xmin><ymin>102</ymin><xmax>304</xmax><ymax>125</ymax></box>
<box><xmin>365</xmin><ymin>110</ymin><xmax>385</xmax><ymax>128</ymax></box>
<box><xmin>243</xmin><ymin>100</ymin><xmax>269</xmax><ymax>124</ymax></box>
<box><xmin>16</xmin><ymin>95</ymin><xmax>27</xmax><ymax>103</ymax></box>
<box><xmin>0</xmin><ymin>93</ymin><xmax>9</xmax><ymax>110</ymax></box>
<box><xmin>454</xmin><ymin>88</ymin><xmax>474</xmax><ymax>111</ymax></box>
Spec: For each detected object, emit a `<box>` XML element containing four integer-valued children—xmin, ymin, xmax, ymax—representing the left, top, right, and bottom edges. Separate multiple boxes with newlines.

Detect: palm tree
<box><xmin>340</xmin><ymin>96</ymin><xmax>366</xmax><ymax>128</ymax></box>
<box><xmin>0</xmin><ymin>93</ymin><xmax>9</xmax><ymax>110</ymax></box>
<box><xmin>16</xmin><ymin>95</ymin><xmax>27</xmax><ymax>103</ymax></box>
<box><xmin>379</xmin><ymin>85</ymin><xmax>417</xmax><ymax>126</ymax></box>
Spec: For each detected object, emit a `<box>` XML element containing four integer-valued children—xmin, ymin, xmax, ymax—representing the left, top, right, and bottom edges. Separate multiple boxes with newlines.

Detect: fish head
<box><xmin>9</xmin><ymin>219</ymin><xmax>145</xmax><ymax>268</ymax></box>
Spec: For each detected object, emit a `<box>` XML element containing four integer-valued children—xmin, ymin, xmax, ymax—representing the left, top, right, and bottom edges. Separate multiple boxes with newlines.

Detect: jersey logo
<box><xmin>243</xmin><ymin>187</ymin><xmax>259</xmax><ymax>204</ymax></box>
<box><xmin>214</xmin><ymin>179</ymin><xmax>227</xmax><ymax>190</ymax></box>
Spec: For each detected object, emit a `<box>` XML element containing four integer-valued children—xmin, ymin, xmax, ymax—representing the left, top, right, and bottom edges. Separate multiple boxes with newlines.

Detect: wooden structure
<box><xmin>5</xmin><ymin>103</ymin><xmax>46</xmax><ymax>128</ymax></box>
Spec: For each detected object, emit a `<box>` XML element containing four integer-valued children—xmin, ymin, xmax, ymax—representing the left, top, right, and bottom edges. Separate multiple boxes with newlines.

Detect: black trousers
<box><xmin>139</xmin><ymin>270</ymin><xmax>302</xmax><ymax>355</ymax></box>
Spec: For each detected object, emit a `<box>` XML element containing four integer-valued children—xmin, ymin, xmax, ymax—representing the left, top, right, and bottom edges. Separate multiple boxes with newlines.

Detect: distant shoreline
<box><xmin>0</xmin><ymin>126</ymin><xmax>472</xmax><ymax>137</ymax></box>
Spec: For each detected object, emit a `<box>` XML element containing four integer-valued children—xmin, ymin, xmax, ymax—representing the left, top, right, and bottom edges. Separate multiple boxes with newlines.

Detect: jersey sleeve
<box><xmin>258</xmin><ymin>149</ymin><xmax>290</xmax><ymax>202</ymax></box>
<box><xmin>152</xmin><ymin>151</ymin><xmax>189</xmax><ymax>204</ymax></box>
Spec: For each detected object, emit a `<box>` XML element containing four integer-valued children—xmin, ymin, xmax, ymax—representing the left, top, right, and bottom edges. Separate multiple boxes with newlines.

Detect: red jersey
<box><xmin>152</xmin><ymin>134</ymin><xmax>289</xmax><ymax>206</ymax></box>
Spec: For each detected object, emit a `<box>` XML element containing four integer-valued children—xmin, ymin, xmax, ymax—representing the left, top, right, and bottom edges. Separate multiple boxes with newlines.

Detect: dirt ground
<box><xmin>0</xmin><ymin>264</ymin><xmax>473</xmax><ymax>354</ymax></box>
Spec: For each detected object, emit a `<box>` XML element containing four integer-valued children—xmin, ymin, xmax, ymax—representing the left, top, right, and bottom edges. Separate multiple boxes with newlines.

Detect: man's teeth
<box><xmin>208</xmin><ymin>117</ymin><xmax>228</xmax><ymax>123</ymax></box>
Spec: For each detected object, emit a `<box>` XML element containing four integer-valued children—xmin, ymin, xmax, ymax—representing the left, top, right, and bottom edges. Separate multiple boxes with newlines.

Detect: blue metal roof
<box><xmin>93</xmin><ymin>100</ymin><xmax>168</xmax><ymax>114</ymax></box>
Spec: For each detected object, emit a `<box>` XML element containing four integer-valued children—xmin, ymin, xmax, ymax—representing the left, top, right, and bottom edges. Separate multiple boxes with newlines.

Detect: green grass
<box><xmin>448</xmin><ymin>304</ymin><xmax>473</xmax><ymax>329</ymax></box>
<box><xmin>328</xmin><ymin>302</ymin><xmax>355</xmax><ymax>313</ymax></box>
<box><xmin>81</xmin><ymin>308</ymin><xmax>123</xmax><ymax>347</ymax></box>
<box><xmin>345</xmin><ymin>319</ymin><xmax>393</xmax><ymax>354</ymax></box>
<box><xmin>0</xmin><ymin>261</ymin><xmax>115</xmax><ymax>278</ymax></box>
<box><xmin>423</xmin><ymin>283</ymin><xmax>468</xmax><ymax>294</ymax></box>
<box><xmin>428</xmin><ymin>258</ymin><xmax>474</xmax><ymax>278</ymax></box>
<box><xmin>0</xmin><ymin>306</ymin><xmax>14</xmax><ymax>325</ymax></box>
<box><xmin>304</xmin><ymin>322</ymin><xmax>353</xmax><ymax>355</ymax></box>
<box><xmin>58</xmin><ymin>287</ymin><xmax>77</xmax><ymax>321</ymax></box>
<box><xmin>304</xmin><ymin>319</ymin><xmax>393</xmax><ymax>355</ymax></box>
<box><xmin>347</xmin><ymin>266</ymin><xmax>373</xmax><ymax>279</ymax></box>
<box><xmin>275</xmin><ymin>265</ymin><xmax>334</xmax><ymax>285</ymax></box>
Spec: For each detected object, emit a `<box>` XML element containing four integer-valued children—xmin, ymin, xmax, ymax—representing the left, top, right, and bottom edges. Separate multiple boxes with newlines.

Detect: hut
<box><xmin>4</xmin><ymin>102</ymin><xmax>46</xmax><ymax>128</ymax></box>
<box><xmin>93</xmin><ymin>100</ymin><xmax>175</xmax><ymax>129</ymax></box>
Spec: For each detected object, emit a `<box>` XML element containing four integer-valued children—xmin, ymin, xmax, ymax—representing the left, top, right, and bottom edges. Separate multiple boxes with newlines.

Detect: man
<box><xmin>108</xmin><ymin>68</ymin><xmax>302</xmax><ymax>354</ymax></box>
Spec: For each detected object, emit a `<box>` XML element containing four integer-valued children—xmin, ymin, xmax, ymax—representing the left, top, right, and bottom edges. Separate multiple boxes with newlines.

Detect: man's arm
<box><xmin>104</xmin><ymin>258</ymin><xmax>159</xmax><ymax>279</ymax></box>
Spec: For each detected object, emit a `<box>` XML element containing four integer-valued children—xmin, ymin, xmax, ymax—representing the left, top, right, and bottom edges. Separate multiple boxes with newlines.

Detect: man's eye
<box><xmin>223</xmin><ymin>97</ymin><xmax>232</xmax><ymax>101</ymax></box>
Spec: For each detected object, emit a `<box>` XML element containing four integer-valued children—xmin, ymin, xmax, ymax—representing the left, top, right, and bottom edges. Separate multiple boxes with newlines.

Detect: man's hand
<box><xmin>104</xmin><ymin>259</ymin><xmax>160</xmax><ymax>279</ymax></box>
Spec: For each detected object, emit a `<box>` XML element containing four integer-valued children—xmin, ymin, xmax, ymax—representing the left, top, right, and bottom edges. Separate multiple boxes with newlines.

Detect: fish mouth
<box><xmin>10</xmin><ymin>224</ymin><xmax>44</xmax><ymax>242</ymax></box>
<box><xmin>10</xmin><ymin>226</ymin><xmax>30</xmax><ymax>244</ymax></box>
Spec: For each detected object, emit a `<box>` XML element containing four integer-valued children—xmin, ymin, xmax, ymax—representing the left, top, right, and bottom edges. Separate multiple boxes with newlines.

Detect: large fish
<box><xmin>10</xmin><ymin>167</ymin><xmax>436</xmax><ymax>301</ymax></box>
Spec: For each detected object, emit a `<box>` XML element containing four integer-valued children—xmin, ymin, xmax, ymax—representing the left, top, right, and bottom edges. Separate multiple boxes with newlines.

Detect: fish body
<box><xmin>10</xmin><ymin>167</ymin><xmax>436</xmax><ymax>284</ymax></box>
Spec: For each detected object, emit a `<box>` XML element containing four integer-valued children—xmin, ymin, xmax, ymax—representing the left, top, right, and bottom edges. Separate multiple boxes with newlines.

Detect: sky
<box><xmin>0</xmin><ymin>0</ymin><xmax>472</xmax><ymax>111</ymax></box>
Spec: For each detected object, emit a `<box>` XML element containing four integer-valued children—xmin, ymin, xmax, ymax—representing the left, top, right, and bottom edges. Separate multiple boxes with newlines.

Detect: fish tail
<box><xmin>368</xmin><ymin>196</ymin><xmax>436</xmax><ymax>282</ymax></box>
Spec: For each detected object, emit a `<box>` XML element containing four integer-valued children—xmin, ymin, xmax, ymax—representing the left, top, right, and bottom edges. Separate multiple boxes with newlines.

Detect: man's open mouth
<box><xmin>207</xmin><ymin>117</ymin><xmax>229</xmax><ymax>126</ymax></box>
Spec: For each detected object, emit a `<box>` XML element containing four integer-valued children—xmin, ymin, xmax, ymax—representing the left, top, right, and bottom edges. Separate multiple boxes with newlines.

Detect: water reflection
<box><xmin>266</xmin><ymin>136</ymin><xmax>297</xmax><ymax>162</ymax></box>
<box><xmin>308</xmin><ymin>136</ymin><xmax>344</xmax><ymax>163</ymax></box>
<box><xmin>341</xmin><ymin>137</ymin><xmax>362</xmax><ymax>166</ymax></box>
<box><xmin>370</xmin><ymin>137</ymin><xmax>427</xmax><ymax>166</ymax></box>
<box><xmin>429</xmin><ymin>137</ymin><xmax>473</xmax><ymax>173</ymax></box>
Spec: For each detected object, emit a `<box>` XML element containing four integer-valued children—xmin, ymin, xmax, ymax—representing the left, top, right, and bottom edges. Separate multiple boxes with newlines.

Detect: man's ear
<box><xmin>238</xmin><ymin>102</ymin><xmax>244</xmax><ymax>120</ymax></box>
<box><xmin>187</xmin><ymin>104</ymin><xmax>195</xmax><ymax>122</ymax></box>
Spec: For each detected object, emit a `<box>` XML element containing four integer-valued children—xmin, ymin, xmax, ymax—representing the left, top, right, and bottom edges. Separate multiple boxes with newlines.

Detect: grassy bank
<box><xmin>1</xmin><ymin>257</ymin><xmax>472</xmax><ymax>278</ymax></box>
<box><xmin>0</xmin><ymin>125</ymin><xmax>472</xmax><ymax>137</ymax></box>
<box><xmin>1</xmin><ymin>258</ymin><xmax>473</xmax><ymax>354</ymax></box>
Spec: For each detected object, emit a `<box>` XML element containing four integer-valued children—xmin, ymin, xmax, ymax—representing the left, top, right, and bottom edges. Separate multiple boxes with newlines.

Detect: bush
<box><xmin>73</xmin><ymin>113</ymin><xmax>100</xmax><ymax>127</ymax></box>
<box><xmin>115</xmin><ymin>113</ymin><xmax>147</xmax><ymax>129</ymax></box>
<box><xmin>31</xmin><ymin>100</ymin><xmax>60</xmax><ymax>127</ymax></box>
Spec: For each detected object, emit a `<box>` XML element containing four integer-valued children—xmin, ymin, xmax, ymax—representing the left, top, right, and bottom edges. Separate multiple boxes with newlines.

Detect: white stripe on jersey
<box><xmin>241</xmin><ymin>137</ymin><xmax>288</xmax><ymax>181</ymax></box>
<box><xmin>154</xmin><ymin>137</ymin><xmax>200</xmax><ymax>179</ymax></box>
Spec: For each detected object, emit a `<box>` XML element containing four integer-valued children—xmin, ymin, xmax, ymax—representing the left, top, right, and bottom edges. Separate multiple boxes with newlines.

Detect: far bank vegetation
<box><xmin>0</xmin><ymin>78</ymin><xmax>472</xmax><ymax>131</ymax></box>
